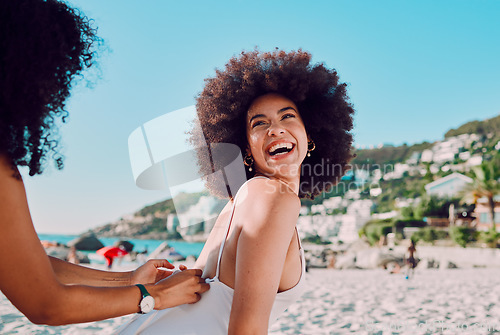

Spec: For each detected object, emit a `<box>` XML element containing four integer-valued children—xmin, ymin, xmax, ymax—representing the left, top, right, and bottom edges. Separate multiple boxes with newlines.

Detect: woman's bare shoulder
<box><xmin>241</xmin><ymin>177</ymin><xmax>299</xmax><ymax>203</ymax></box>
<box><xmin>235</xmin><ymin>178</ymin><xmax>300</xmax><ymax>230</ymax></box>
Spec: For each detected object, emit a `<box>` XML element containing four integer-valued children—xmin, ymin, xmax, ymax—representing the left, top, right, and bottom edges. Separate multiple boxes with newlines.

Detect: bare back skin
<box><xmin>195</xmin><ymin>179</ymin><xmax>302</xmax><ymax>293</ymax></box>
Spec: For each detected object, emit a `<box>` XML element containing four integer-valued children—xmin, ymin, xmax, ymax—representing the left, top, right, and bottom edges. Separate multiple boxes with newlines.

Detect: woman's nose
<box><xmin>268</xmin><ymin>123</ymin><xmax>286</xmax><ymax>136</ymax></box>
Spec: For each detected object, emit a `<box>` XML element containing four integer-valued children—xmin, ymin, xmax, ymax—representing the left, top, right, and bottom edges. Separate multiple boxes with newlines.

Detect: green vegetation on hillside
<box><xmin>300</xmin><ymin>184</ymin><xmax>347</xmax><ymax>206</ymax></box>
<box><xmin>136</xmin><ymin>199</ymin><xmax>175</xmax><ymax>217</ymax></box>
<box><xmin>365</xmin><ymin>175</ymin><xmax>427</xmax><ymax>213</ymax></box>
<box><xmin>359</xmin><ymin>219</ymin><xmax>427</xmax><ymax>245</ymax></box>
<box><xmin>445</xmin><ymin>114</ymin><xmax>500</xmax><ymax>138</ymax></box>
<box><xmin>135</xmin><ymin>191</ymin><xmax>207</xmax><ymax>217</ymax></box>
<box><xmin>352</xmin><ymin>142</ymin><xmax>433</xmax><ymax>167</ymax></box>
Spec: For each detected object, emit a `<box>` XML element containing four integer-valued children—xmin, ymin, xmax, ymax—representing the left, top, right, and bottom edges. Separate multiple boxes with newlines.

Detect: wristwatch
<box><xmin>135</xmin><ymin>284</ymin><xmax>155</xmax><ymax>314</ymax></box>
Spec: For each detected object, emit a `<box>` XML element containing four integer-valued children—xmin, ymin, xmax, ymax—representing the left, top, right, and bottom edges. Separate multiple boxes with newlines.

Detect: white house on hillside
<box><xmin>336</xmin><ymin>199</ymin><xmax>374</xmax><ymax>243</ymax></box>
<box><xmin>466</xmin><ymin>155</ymin><xmax>483</xmax><ymax>167</ymax></box>
<box><xmin>424</xmin><ymin>172</ymin><xmax>472</xmax><ymax>198</ymax></box>
<box><xmin>421</xmin><ymin>149</ymin><xmax>434</xmax><ymax>163</ymax></box>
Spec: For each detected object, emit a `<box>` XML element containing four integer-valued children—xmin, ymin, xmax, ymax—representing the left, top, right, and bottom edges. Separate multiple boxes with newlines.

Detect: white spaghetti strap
<box><xmin>214</xmin><ymin>176</ymin><xmax>269</xmax><ymax>279</ymax></box>
<box><xmin>214</xmin><ymin>199</ymin><xmax>236</xmax><ymax>279</ymax></box>
<box><xmin>295</xmin><ymin>225</ymin><xmax>303</xmax><ymax>250</ymax></box>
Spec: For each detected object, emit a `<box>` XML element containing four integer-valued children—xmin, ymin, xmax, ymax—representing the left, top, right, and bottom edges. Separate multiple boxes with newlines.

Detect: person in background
<box><xmin>405</xmin><ymin>239</ymin><xmax>418</xmax><ymax>279</ymax></box>
<box><xmin>0</xmin><ymin>0</ymin><xmax>209</xmax><ymax>326</ymax></box>
<box><xmin>105</xmin><ymin>254</ymin><xmax>116</xmax><ymax>270</ymax></box>
<box><xmin>137</xmin><ymin>246</ymin><xmax>149</xmax><ymax>265</ymax></box>
<box><xmin>67</xmin><ymin>246</ymin><xmax>79</xmax><ymax>265</ymax></box>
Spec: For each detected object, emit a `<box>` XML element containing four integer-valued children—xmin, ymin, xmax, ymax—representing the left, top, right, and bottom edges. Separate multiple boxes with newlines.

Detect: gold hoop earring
<box><xmin>307</xmin><ymin>140</ymin><xmax>316</xmax><ymax>157</ymax></box>
<box><xmin>244</xmin><ymin>154</ymin><xmax>254</xmax><ymax>172</ymax></box>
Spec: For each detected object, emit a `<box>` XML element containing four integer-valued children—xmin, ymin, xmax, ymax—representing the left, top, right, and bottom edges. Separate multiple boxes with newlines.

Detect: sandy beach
<box><xmin>270</xmin><ymin>268</ymin><xmax>500</xmax><ymax>335</ymax></box>
<box><xmin>2</xmin><ymin>266</ymin><xmax>500</xmax><ymax>334</ymax></box>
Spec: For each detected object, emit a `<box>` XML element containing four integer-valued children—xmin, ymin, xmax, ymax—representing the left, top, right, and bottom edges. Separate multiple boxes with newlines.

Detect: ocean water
<box><xmin>38</xmin><ymin>233</ymin><xmax>205</xmax><ymax>264</ymax></box>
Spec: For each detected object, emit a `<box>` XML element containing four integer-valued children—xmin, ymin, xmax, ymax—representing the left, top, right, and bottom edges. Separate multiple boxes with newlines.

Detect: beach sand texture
<box><xmin>270</xmin><ymin>268</ymin><xmax>500</xmax><ymax>335</ymax></box>
<box><xmin>1</xmin><ymin>268</ymin><xmax>500</xmax><ymax>334</ymax></box>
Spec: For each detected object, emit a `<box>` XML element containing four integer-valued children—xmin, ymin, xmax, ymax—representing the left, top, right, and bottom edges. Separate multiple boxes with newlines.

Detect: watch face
<box><xmin>140</xmin><ymin>295</ymin><xmax>155</xmax><ymax>313</ymax></box>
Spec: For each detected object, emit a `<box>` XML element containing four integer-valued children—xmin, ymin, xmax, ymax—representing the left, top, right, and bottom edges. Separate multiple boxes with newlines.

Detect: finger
<box><xmin>197</xmin><ymin>283</ymin><xmax>210</xmax><ymax>293</ymax></box>
<box><xmin>189</xmin><ymin>293</ymin><xmax>201</xmax><ymax>304</ymax></box>
<box><xmin>150</xmin><ymin>259</ymin><xmax>175</xmax><ymax>269</ymax></box>
<box><xmin>179</xmin><ymin>264</ymin><xmax>188</xmax><ymax>271</ymax></box>
<box><xmin>184</xmin><ymin>268</ymin><xmax>203</xmax><ymax>277</ymax></box>
<box><xmin>157</xmin><ymin>270</ymin><xmax>171</xmax><ymax>280</ymax></box>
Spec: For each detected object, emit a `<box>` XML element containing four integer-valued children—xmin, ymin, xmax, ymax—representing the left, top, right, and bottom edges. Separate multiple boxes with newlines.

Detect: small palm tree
<box><xmin>462</xmin><ymin>157</ymin><xmax>500</xmax><ymax>231</ymax></box>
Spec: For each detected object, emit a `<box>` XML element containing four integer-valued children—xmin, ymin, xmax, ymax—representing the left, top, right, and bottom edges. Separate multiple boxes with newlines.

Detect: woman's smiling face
<box><xmin>246</xmin><ymin>93</ymin><xmax>308</xmax><ymax>179</ymax></box>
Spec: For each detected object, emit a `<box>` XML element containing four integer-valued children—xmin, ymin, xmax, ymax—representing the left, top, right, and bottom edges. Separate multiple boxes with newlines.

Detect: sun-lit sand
<box><xmin>270</xmin><ymin>268</ymin><xmax>500</xmax><ymax>335</ymax></box>
<box><xmin>2</xmin><ymin>265</ymin><xmax>500</xmax><ymax>334</ymax></box>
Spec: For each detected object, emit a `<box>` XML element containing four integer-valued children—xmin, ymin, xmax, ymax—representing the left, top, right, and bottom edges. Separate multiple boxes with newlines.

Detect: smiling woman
<box><xmin>117</xmin><ymin>49</ymin><xmax>355</xmax><ymax>335</ymax></box>
<box><xmin>193</xmin><ymin>49</ymin><xmax>355</xmax><ymax>199</ymax></box>
<box><xmin>246</xmin><ymin>93</ymin><xmax>309</xmax><ymax>191</ymax></box>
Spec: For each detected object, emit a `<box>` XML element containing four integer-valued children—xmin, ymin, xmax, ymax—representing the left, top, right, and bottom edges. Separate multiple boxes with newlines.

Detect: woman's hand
<box><xmin>147</xmin><ymin>269</ymin><xmax>210</xmax><ymax>310</ymax></box>
<box><xmin>129</xmin><ymin>259</ymin><xmax>175</xmax><ymax>285</ymax></box>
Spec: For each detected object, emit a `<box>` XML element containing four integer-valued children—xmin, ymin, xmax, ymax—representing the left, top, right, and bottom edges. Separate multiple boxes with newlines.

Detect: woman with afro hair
<box><xmin>118</xmin><ymin>49</ymin><xmax>354</xmax><ymax>334</ymax></box>
<box><xmin>0</xmin><ymin>0</ymin><xmax>209</xmax><ymax>326</ymax></box>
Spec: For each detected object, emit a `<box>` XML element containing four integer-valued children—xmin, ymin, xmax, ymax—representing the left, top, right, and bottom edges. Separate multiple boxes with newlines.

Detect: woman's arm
<box><xmin>228</xmin><ymin>179</ymin><xmax>300</xmax><ymax>335</ymax></box>
<box><xmin>49</xmin><ymin>256</ymin><xmax>176</xmax><ymax>286</ymax></box>
<box><xmin>0</xmin><ymin>157</ymin><xmax>208</xmax><ymax>325</ymax></box>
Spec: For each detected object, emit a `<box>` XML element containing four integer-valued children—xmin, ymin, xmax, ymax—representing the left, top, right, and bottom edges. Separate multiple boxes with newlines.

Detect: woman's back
<box><xmin>116</xmin><ymin>177</ymin><xmax>305</xmax><ymax>334</ymax></box>
<box><xmin>198</xmin><ymin>177</ymin><xmax>304</xmax><ymax>293</ymax></box>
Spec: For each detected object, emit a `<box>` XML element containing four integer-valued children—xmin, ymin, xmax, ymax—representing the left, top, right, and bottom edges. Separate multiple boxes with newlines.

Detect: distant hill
<box><xmin>352</xmin><ymin>142</ymin><xmax>434</xmax><ymax>167</ymax></box>
<box><xmin>90</xmin><ymin>192</ymin><xmax>207</xmax><ymax>239</ymax></box>
<box><xmin>135</xmin><ymin>191</ymin><xmax>206</xmax><ymax>217</ymax></box>
<box><xmin>444</xmin><ymin>114</ymin><xmax>500</xmax><ymax>138</ymax></box>
<box><xmin>135</xmin><ymin>198</ymin><xmax>175</xmax><ymax>217</ymax></box>
<box><xmin>352</xmin><ymin>113</ymin><xmax>499</xmax><ymax>167</ymax></box>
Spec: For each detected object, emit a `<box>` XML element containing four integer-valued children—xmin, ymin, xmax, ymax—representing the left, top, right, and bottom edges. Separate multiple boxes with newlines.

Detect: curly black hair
<box><xmin>0</xmin><ymin>0</ymin><xmax>100</xmax><ymax>176</ymax></box>
<box><xmin>191</xmin><ymin>49</ymin><xmax>355</xmax><ymax>199</ymax></box>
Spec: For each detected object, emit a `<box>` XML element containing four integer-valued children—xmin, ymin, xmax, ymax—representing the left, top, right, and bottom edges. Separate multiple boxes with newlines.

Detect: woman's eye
<box><xmin>251</xmin><ymin>121</ymin><xmax>265</xmax><ymax>128</ymax></box>
<box><xmin>282</xmin><ymin>113</ymin><xmax>295</xmax><ymax>120</ymax></box>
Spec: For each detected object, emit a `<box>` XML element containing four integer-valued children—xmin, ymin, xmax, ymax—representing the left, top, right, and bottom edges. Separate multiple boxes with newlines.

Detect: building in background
<box><xmin>474</xmin><ymin>195</ymin><xmax>500</xmax><ymax>232</ymax></box>
<box><xmin>424</xmin><ymin>172</ymin><xmax>472</xmax><ymax>198</ymax></box>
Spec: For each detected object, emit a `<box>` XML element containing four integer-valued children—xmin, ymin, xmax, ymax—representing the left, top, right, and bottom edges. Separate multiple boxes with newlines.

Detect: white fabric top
<box><xmin>115</xmin><ymin>176</ymin><xmax>306</xmax><ymax>335</ymax></box>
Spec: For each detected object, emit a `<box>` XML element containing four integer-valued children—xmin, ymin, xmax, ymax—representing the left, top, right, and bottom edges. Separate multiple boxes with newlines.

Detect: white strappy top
<box><xmin>115</xmin><ymin>176</ymin><xmax>306</xmax><ymax>335</ymax></box>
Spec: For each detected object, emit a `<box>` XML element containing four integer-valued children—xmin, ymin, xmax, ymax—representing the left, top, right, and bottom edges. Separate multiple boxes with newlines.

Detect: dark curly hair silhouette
<box><xmin>0</xmin><ymin>0</ymin><xmax>99</xmax><ymax>176</ymax></box>
<box><xmin>191</xmin><ymin>49</ymin><xmax>355</xmax><ymax>199</ymax></box>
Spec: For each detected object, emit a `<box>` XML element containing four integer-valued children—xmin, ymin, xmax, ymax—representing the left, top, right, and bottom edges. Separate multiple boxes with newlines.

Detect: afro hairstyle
<box><xmin>0</xmin><ymin>0</ymin><xmax>100</xmax><ymax>175</ymax></box>
<box><xmin>190</xmin><ymin>49</ymin><xmax>355</xmax><ymax>199</ymax></box>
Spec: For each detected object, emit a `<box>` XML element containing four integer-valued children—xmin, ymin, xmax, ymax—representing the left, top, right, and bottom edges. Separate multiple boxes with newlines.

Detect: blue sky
<box><xmin>24</xmin><ymin>0</ymin><xmax>500</xmax><ymax>234</ymax></box>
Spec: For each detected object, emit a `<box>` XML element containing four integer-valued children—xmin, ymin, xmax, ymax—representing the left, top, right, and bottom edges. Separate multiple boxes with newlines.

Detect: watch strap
<box><xmin>135</xmin><ymin>284</ymin><xmax>151</xmax><ymax>298</ymax></box>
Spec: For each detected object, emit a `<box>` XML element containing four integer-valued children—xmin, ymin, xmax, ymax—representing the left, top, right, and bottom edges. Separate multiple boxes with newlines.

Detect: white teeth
<box><xmin>268</xmin><ymin>142</ymin><xmax>293</xmax><ymax>154</ymax></box>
